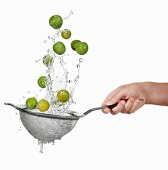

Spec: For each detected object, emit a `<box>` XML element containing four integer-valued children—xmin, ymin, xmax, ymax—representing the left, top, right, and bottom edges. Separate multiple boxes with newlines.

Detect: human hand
<box><xmin>102</xmin><ymin>82</ymin><xmax>147</xmax><ymax>114</ymax></box>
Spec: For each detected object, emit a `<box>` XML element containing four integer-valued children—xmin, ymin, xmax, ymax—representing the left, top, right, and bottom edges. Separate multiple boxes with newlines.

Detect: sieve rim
<box><xmin>5</xmin><ymin>102</ymin><xmax>80</xmax><ymax>120</ymax></box>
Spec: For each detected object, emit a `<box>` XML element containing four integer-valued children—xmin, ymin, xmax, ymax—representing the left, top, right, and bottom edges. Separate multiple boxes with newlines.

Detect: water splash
<box><xmin>63</xmin><ymin>10</ymin><xmax>74</xmax><ymax>20</ymax></box>
<box><xmin>18</xmin><ymin>126</ymin><xmax>22</xmax><ymax>131</ymax></box>
<box><xmin>70</xmin><ymin>10</ymin><xmax>74</xmax><ymax>14</ymax></box>
<box><xmin>79</xmin><ymin>58</ymin><xmax>84</xmax><ymax>63</ymax></box>
<box><xmin>35</xmin><ymin>59</ymin><xmax>42</xmax><ymax>63</ymax></box>
<box><xmin>41</xmin><ymin>23</ymin><xmax>83</xmax><ymax>115</ymax></box>
<box><xmin>38</xmin><ymin>140</ymin><xmax>44</xmax><ymax>153</ymax></box>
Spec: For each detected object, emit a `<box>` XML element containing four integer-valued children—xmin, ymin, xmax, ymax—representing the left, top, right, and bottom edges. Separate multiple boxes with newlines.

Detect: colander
<box><xmin>5</xmin><ymin>102</ymin><xmax>117</xmax><ymax>143</ymax></box>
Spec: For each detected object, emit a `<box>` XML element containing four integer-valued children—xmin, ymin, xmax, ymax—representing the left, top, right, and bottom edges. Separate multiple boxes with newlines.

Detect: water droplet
<box><xmin>52</xmin><ymin>38</ymin><xmax>56</xmax><ymax>42</ymax></box>
<box><xmin>18</xmin><ymin>127</ymin><xmax>22</xmax><ymax>131</ymax></box>
<box><xmin>63</xmin><ymin>11</ymin><xmax>73</xmax><ymax>20</ymax></box>
<box><xmin>35</xmin><ymin>59</ymin><xmax>42</xmax><ymax>63</ymax></box>
<box><xmin>76</xmin><ymin>64</ymin><xmax>80</xmax><ymax>68</ymax></box>
<box><xmin>38</xmin><ymin>140</ymin><xmax>44</xmax><ymax>153</ymax></box>
<box><xmin>47</xmin><ymin>36</ymin><xmax>51</xmax><ymax>39</ymax></box>
<box><xmin>27</xmin><ymin>91</ymin><xmax>30</xmax><ymax>94</ymax></box>
<box><xmin>79</xmin><ymin>58</ymin><xmax>84</xmax><ymax>63</ymax></box>
<box><xmin>58</xmin><ymin>55</ymin><xmax>62</xmax><ymax>59</ymax></box>
<box><xmin>43</xmin><ymin>40</ymin><xmax>47</xmax><ymax>43</ymax></box>
<box><xmin>47</xmin><ymin>49</ymin><xmax>50</xmax><ymax>53</ymax></box>
<box><xmin>74</xmin><ymin>76</ymin><xmax>79</xmax><ymax>83</ymax></box>
<box><xmin>68</xmin><ymin>80</ymin><xmax>72</xmax><ymax>83</ymax></box>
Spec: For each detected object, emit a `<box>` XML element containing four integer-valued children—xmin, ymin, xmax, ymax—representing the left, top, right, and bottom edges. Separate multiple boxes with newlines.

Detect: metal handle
<box><xmin>83</xmin><ymin>102</ymin><xmax>119</xmax><ymax>116</ymax></box>
<box><xmin>83</xmin><ymin>99</ymin><xmax>128</xmax><ymax>116</ymax></box>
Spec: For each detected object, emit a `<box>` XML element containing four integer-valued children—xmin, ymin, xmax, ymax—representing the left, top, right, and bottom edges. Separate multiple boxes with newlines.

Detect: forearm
<box><xmin>143</xmin><ymin>82</ymin><xmax>168</xmax><ymax>106</ymax></box>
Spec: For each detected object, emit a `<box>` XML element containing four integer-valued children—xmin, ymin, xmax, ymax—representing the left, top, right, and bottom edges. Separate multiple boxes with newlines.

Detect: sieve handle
<box><xmin>83</xmin><ymin>100</ymin><xmax>127</xmax><ymax>116</ymax></box>
<box><xmin>105</xmin><ymin>103</ymin><xmax>118</xmax><ymax>109</ymax></box>
<box><xmin>106</xmin><ymin>99</ymin><xmax>128</xmax><ymax>109</ymax></box>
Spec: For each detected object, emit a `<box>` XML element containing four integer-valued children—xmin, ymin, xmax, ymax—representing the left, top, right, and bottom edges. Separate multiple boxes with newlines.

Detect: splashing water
<box><xmin>44</xmin><ymin>49</ymin><xmax>83</xmax><ymax>115</ymax></box>
<box><xmin>38</xmin><ymin>140</ymin><xmax>44</xmax><ymax>153</ymax></box>
<box><xmin>62</xmin><ymin>10</ymin><xmax>74</xmax><ymax>20</ymax></box>
<box><xmin>37</xmin><ymin>11</ymin><xmax>84</xmax><ymax>115</ymax></box>
<box><xmin>16</xmin><ymin>11</ymin><xmax>87</xmax><ymax>153</ymax></box>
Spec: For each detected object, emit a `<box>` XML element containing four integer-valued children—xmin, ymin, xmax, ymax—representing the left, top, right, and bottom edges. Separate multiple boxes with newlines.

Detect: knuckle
<box><xmin>125</xmin><ymin>109</ymin><xmax>130</xmax><ymax>113</ymax></box>
<box><xmin>123</xmin><ymin>109</ymin><xmax>131</xmax><ymax>114</ymax></box>
<box><xmin>129</xmin><ymin>98</ymin><xmax>134</xmax><ymax>104</ymax></box>
<box><xmin>129</xmin><ymin>110</ymin><xmax>135</xmax><ymax>114</ymax></box>
<box><xmin>121</xmin><ymin>110</ymin><xmax>126</xmax><ymax>113</ymax></box>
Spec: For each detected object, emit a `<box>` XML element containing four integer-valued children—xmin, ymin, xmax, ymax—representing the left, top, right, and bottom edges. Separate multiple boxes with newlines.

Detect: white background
<box><xmin>0</xmin><ymin>0</ymin><xmax>168</xmax><ymax>169</ymax></box>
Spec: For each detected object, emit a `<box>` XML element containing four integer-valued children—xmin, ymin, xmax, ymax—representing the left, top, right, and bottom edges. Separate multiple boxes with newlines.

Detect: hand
<box><xmin>102</xmin><ymin>82</ymin><xmax>147</xmax><ymax>115</ymax></box>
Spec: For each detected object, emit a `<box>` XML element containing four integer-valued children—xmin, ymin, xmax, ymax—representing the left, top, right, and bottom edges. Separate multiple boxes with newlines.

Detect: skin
<box><xmin>102</xmin><ymin>82</ymin><xmax>168</xmax><ymax>115</ymax></box>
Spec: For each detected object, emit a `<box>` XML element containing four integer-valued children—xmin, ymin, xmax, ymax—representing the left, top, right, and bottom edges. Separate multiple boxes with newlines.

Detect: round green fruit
<box><xmin>75</xmin><ymin>42</ymin><xmax>88</xmax><ymax>55</ymax></box>
<box><xmin>49</xmin><ymin>15</ymin><xmax>63</xmax><ymax>29</ymax></box>
<box><xmin>53</xmin><ymin>41</ymin><xmax>66</xmax><ymax>55</ymax></box>
<box><xmin>26</xmin><ymin>97</ymin><xmax>38</xmax><ymax>110</ymax></box>
<box><xmin>57</xmin><ymin>89</ymin><xmax>70</xmax><ymax>102</ymax></box>
<box><xmin>71</xmin><ymin>40</ymin><xmax>81</xmax><ymax>51</ymax></box>
<box><xmin>43</xmin><ymin>55</ymin><xmax>54</xmax><ymax>67</ymax></box>
<box><xmin>61</xmin><ymin>29</ymin><xmax>71</xmax><ymax>39</ymax></box>
<box><xmin>38</xmin><ymin>99</ymin><xmax>50</xmax><ymax>112</ymax></box>
<box><xmin>37</xmin><ymin>76</ymin><xmax>47</xmax><ymax>88</ymax></box>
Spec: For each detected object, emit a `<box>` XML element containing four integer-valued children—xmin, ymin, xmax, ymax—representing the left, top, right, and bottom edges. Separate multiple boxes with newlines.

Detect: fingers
<box><xmin>103</xmin><ymin>107</ymin><xmax>111</xmax><ymax>114</ymax></box>
<box><xmin>102</xmin><ymin>98</ymin><xmax>145</xmax><ymax>115</ymax></box>
<box><xmin>110</xmin><ymin>100</ymin><xmax>126</xmax><ymax>115</ymax></box>
<box><xmin>121</xmin><ymin>98</ymin><xmax>145</xmax><ymax>114</ymax></box>
<box><xmin>121</xmin><ymin>97</ymin><xmax>135</xmax><ymax>113</ymax></box>
<box><xmin>129</xmin><ymin>99</ymin><xmax>145</xmax><ymax>113</ymax></box>
<box><xmin>102</xmin><ymin>83</ymin><xmax>146</xmax><ymax>115</ymax></box>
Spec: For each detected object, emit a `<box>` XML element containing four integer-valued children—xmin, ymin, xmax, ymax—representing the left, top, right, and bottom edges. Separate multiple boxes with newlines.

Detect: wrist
<box><xmin>141</xmin><ymin>81</ymin><xmax>153</xmax><ymax>104</ymax></box>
